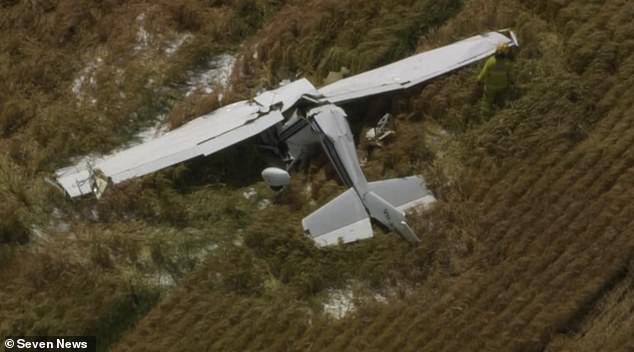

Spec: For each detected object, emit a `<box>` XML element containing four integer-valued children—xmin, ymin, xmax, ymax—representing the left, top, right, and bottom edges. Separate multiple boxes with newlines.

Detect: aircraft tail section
<box><xmin>303</xmin><ymin>176</ymin><xmax>435</xmax><ymax>246</ymax></box>
<box><xmin>363</xmin><ymin>191</ymin><xmax>420</xmax><ymax>243</ymax></box>
<box><xmin>302</xmin><ymin>188</ymin><xmax>373</xmax><ymax>247</ymax></box>
<box><xmin>364</xmin><ymin>176</ymin><xmax>436</xmax><ymax>243</ymax></box>
<box><xmin>367</xmin><ymin>176</ymin><xmax>435</xmax><ymax>212</ymax></box>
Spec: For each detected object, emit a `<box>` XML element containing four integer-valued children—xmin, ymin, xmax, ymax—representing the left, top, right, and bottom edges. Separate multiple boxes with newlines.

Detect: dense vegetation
<box><xmin>0</xmin><ymin>0</ymin><xmax>292</xmax><ymax>347</ymax></box>
<box><xmin>1</xmin><ymin>0</ymin><xmax>633</xmax><ymax>351</ymax></box>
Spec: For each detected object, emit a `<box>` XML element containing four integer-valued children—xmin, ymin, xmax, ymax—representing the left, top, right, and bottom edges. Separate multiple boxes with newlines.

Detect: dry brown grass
<box><xmin>0</xmin><ymin>0</ymin><xmax>288</xmax><ymax>349</ymax></box>
<box><xmin>3</xmin><ymin>0</ymin><xmax>634</xmax><ymax>350</ymax></box>
<box><xmin>113</xmin><ymin>0</ymin><xmax>634</xmax><ymax>351</ymax></box>
<box><xmin>544</xmin><ymin>260</ymin><xmax>634</xmax><ymax>352</ymax></box>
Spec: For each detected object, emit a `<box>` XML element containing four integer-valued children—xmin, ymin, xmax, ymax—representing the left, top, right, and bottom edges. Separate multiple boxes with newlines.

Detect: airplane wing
<box><xmin>318</xmin><ymin>30</ymin><xmax>519</xmax><ymax>104</ymax></box>
<box><xmin>56</xmin><ymin>102</ymin><xmax>283</xmax><ymax>197</ymax></box>
<box><xmin>56</xmin><ymin>79</ymin><xmax>320</xmax><ymax>198</ymax></box>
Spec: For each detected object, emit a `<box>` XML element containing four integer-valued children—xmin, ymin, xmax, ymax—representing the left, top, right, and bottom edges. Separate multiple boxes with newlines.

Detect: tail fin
<box><xmin>363</xmin><ymin>191</ymin><xmax>420</xmax><ymax>243</ymax></box>
<box><xmin>302</xmin><ymin>188</ymin><xmax>373</xmax><ymax>247</ymax></box>
<box><xmin>364</xmin><ymin>176</ymin><xmax>436</xmax><ymax>243</ymax></box>
<box><xmin>303</xmin><ymin>176</ymin><xmax>435</xmax><ymax>246</ymax></box>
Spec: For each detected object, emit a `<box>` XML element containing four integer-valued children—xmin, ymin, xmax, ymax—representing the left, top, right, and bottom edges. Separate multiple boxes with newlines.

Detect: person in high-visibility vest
<box><xmin>478</xmin><ymin>43</ymin><xmax>513</xmax><ymax>117</ymax></box>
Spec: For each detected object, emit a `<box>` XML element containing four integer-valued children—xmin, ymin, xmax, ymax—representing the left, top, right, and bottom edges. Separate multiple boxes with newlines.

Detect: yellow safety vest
<box><xmin>478</xmin><ymin>56</ymin><xmax>511</xmax><ymax>91</ymax></box>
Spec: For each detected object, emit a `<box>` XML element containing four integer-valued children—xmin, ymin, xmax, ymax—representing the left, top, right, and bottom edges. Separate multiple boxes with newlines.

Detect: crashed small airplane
<box><xmin>55</xmin><ymin>30</ymin><xmax>519</xmax><ymax>247</ymax></box>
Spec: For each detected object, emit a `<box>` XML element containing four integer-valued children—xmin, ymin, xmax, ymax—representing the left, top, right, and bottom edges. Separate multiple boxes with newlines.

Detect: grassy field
<box><xmin>1</xmin><ymin>0</ymin><xmax>634</xmax><ymax>351</ymax></box>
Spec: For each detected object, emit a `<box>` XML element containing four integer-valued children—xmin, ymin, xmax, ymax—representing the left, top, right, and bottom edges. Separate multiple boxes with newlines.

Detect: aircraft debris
<box><xmin>365</xmin><ymin>113</ymin><xmax>396</xmax><ymax>148</ymax></box>
<box><xmin>54</xmin><ymin>30</ymin><xmax>519</xmax><ymax>246</ymax></box>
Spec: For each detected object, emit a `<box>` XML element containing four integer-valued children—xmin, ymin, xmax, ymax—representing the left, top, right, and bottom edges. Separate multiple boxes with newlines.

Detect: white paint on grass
<box><xmin>257</xmin><ymin>199</ymin><xmax>272</xmax><ymax>210</ymax></box>
<box><xmin>184</xmin><ymin>54</ymin><xmax>236</xmax><ymax>97</ymax></box>
<box><xmin>135</xmin><ymin>27</ymin><xmax>151</xmax><ymax>52</ymax></box>
<box><xmin>191</xmin><ymin>243</ymin><xmax>220</xmax><ymax>262</ymax></box>
<box><xmin>323</xmin><ymin>289</ymin><xmax>355</xmax><ymax>319</ymax></box>
<box><xmin>49</xmin><ymin>208</ymin><xmax>72</xmax><ymax>234</ymax></box>
<box><xmin>165</xmin><ymin>33</ymin><xmax>193</xmax><ymax>56</ymax></box>
<box><xmin>157</xmin><ymin>270</ymin><xmax>176</xmax><ymax>287</ymax></box>
<box><xmin>242</xmin><ymin>187</ymin><xmax>257</xmax><ymax>200</ymax></box>
<box><xmin>134</xmin><ymin>13</ymin><xmax>151</xmax><ymax>52</ymax></box>
<box><xmin>373</xmin><ymin>293</ymin><xmax>389</xmax><ymax>304</ymax></box>
<box><xmin>72</xmin><ymin>57</ymin><xmax>103</xmax><ymax>104</ymax></box>
<box><xmin>30</xmin><ymin>226</ymin><xmax>49</xmax><ymax>242</ymax></box>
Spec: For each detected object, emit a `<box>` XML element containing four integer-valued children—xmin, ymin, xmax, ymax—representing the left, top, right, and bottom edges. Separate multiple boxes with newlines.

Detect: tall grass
<box><xmin>4</xmin><ymin>0</ymin><xmax>634</xmax><ymax>350</ymax></box>
<box><xmin>0</xmin><ymin>0</ymin><xmax>289</xmax><ymax>349</ymax></box>
<box><xmin>117</xmin><ymin>0</ymin><xmax>634</xmax><ymax>350</ymax></box>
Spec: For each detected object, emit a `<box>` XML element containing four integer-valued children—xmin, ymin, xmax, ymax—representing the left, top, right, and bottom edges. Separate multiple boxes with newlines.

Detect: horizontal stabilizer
<box><xmin>303</xmin><ymin>188</ymin><xmax>373</xmax><ymax>247</ymax></box>
<box><xmin>361</xmin><ymin>176</ymin><xmax>435</xmax><ymax>243</ymax></box>
<box><xmin>367</xmin><ymin>176</ymin><xmax>436</xmax><ymax>212</ymax></box>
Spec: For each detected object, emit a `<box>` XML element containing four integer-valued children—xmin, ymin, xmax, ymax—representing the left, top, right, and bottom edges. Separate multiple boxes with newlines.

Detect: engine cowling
<box><xmin>261</xmin><ymin>167</ymin><xmax>290</xmax><ymax>191</ymax></box>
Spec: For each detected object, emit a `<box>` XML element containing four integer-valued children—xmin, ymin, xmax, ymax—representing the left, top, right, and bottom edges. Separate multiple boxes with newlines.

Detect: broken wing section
<box><xmin>254</xmin><ymin>78</ymin><xmax>320</xmax><ymax>111</ymax></box>
<box><xmin>55</xmin><ymin>78</ymin><xmax>321</xmax><ymax>198</ymax></box>
<box><xmin>318</xmin><ymin>31</ymin><xmax>518</xmax><ymax>104</ymax></box>
<box><xmin>303</xmin><ymin>188</ymin><xmax>373</xmax><ymax>247</ymax></box>
<box><xmin>56</xmin><ymin>102</ymin><xmax>283</xmax><ymax>198</ymax></box>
